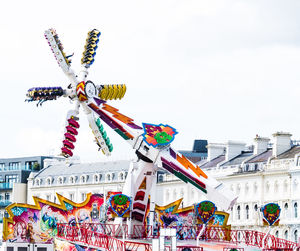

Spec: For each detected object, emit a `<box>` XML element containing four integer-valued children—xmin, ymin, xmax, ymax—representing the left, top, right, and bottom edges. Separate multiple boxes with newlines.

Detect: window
<box><xmin>94</xmin><ymin>174</ymin><xmax>99</xmax><ymax>183</ymax></box>
<box><xmin>70</xmin><ymin>193</ymin><xmax>74</xmax><ymax>201</ymax></box>
<box><xmin>254</xmin><ymin>204</ymin><xmax>258</xmax><ymax>211</ymax></box>
<box><xmin>245</xmin><ymin>164</ymin><xmax>249</xmax><ymax>172</ymax></box>
<box><xmin>245</xmin><ymin>205</ymin><xmax>249</xmax><ymax>219</ymax></box>
<box><xmin>35</xmin><ymin>179</ymin><xmax>40</xmax><ymax>186</ymax></box>
<box><xmin>81</xmin><ymin>193</ymin><xmax>86</xmax><ymax>201</ymax></box>
<box><xmin>54</xmin><ymin>196</ymin><xmax>56</xmax><ymax>203</ymax></box>
<box><xmin>275</xmin><ymin>231</ymin><xmax>279</xmax><ymax>238</ymax></box>
<box><xmin>294</xmin><ymin>230</ymin><xmax>298</xmax><ymax>243</ymax></box>
<box><xmin>119</xmin><ymin>172</ymin><xmax>124</xmax><ymax>181</ymax></box>
<box><xmin>8</xmin><ymin>162</ymin><xmax>20</xmax><ymax>170</ymax></box>
<box><xmin>0</xmin><ymin>163</ymin><xmax>4</xmax><ymax>170</ymax></box>
<box><xmin>285</xmin><ymin>230</ymin><xmax>288</xmax><ymax>240</ymax></box>
<box><xmin>46</xmin><ymin>195</ymin><xmax>51</xmax><ymax>201</ymax></box>
<box><xmin>254</xmin><ymin>163</ymin><xmax>258</xmax><ymax>171</ymax></box>
<box><xmin>237</xmin><ymin>205</ymin><xmax>241</xmax><ymax>220</ymax></box>
<box><xmin>58</xmin><ymin>177</ymin><xmax>64</xmax><ymax>184</ymax></box>
<box><xmin>294</xmin><ymin>203</ymin><xmax>298</xmax><ymax>218</ymax></box>
<box><xmin>5</xmin><ymin>175</ymin><xmax>18</xmax><ymax>184</ymax></box>
<box><xmin>69</xmin><ymin>176</ymin><xmax>75</xmax><ymax>184</ymax></box>
<box><xmin>158</xmin><ymin>174</ymin><xmax>163</xmax><ymax>182</ymax></box>
<box><xmin>106</xmin><ymin>174</ymin><xmax>111</xmax><ymax>182</ymax></box>
<box><xmin>25</xmin><ymin>161</ymin><xmax>39</xmax><ymax>170</ymax></box>
<box><xmin>5</xmin><ymin>193</ymin><xmax>10</xmax><ymax>201</ymax></box>
<box><xmin>80</xmin><ymin>175</ymin><xmax>86</xmax><ymax>183</ymax></box>
<box><xmin>285</xmin><ymin>203</ymin><xmax>289</xmax><ymax>218</ymax></box>
<box><xmin>46</xmin><ymin>177</ymin><xmax>52</xmax><ymax>185</ymax></box>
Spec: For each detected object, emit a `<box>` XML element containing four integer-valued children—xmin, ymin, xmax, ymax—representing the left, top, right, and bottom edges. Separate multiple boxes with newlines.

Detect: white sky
<box><xmin>1</xmin><ymin>0</ymin><xmax>300</xmax><ymax>162</ymax></box>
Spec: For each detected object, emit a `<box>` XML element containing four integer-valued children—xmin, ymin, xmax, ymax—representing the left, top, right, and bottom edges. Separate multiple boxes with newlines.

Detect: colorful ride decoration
<box><xmin>142</xmin><ymin>123</ymin><xmax>178</xmax><ymax>147</ymax></box>
<box><xmin>149</xmin><ymin>198</ymin><xmax>231</xmax><ymax>240</ymax></box>
<box><xmin>3</xmin><ymin>194</ymin><xmax>103</xmax><ymax>243</ymax></box>
<box><xmin>195</xmin><ymin>200</ymin><xmax>217</xmax><ymax>224</ymax></box>
<box><xmin>109</xmin><ymin>194</ymin><xmax>131</xmax><ymax>218</ymax></box>
<box><xmin>262</xmin><ymin>203</ymin><xmax>281</xmax><ymax>226</ymax></box>
<box><xmin>25</xmin><ymin>28</ymin><xmax>236</xmax><ymax>226</ymax></box>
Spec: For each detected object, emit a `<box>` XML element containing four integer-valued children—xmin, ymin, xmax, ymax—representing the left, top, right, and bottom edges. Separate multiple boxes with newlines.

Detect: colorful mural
<box><xmin>152</xmin><ymin>198</ymin><xmax>231</xmax><ymax>240</ymax></box>
<box><xmin>3</xmin><ymin>193</ymin><xmax>104</xmax><ymax>243</ymax></box>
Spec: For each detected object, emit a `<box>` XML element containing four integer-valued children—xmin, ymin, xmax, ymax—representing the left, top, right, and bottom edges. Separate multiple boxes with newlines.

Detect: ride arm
<box><xmin>155</xmin><ymin>147</ymin><xmax>237</xmax><ymax>211</ymax></box>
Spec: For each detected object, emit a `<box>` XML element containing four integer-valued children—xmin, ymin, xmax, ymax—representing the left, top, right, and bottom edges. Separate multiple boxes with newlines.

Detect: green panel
<box><xmin>115</xmin><ymin>129</ymin><xmax>130</xmax><ymax>140</ymax></box>
<box><xmin>175</xmin><ymin>172</ymin><xmax>207</xmax><ymax>194</ymax></box>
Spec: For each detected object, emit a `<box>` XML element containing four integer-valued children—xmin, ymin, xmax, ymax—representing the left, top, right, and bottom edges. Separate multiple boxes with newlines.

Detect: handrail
<box><xmin>56</xmin><ymin>223</ymin><xmax>299</xmax><ymax>250</ymax></box>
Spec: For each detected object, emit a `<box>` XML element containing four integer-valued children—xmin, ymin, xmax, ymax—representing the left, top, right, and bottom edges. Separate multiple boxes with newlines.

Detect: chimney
<box><xmin>225</xmin><ymin>141</ymin><xmax>246</xmax><ymax>161</ymax></box>
<box><xmin>272</xmin><ymin>132</ymin><xmax>292</xmax><ymax>157</ymax></box>
<box><xmin>254</xmin><ymin>136</ymin><xmax>270</xmax><ymax>155</ymax></box>
<box><xmin>206</xmin><ymin>143</ymin><xmax>225</xmax><ymax>161</ymax></box>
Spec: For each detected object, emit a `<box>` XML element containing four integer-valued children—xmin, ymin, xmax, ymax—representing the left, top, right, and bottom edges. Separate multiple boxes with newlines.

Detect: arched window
<box><xmin>285</xmin><ymin>203</ymin><xmax>289</xmax><ymax>218</ymax></box>
<box><xmin>69</xmin><ymin>176</ymin><xmax>75</xmax><ymax>184</ymax></box>
<box><xmin>294</xmin><ymin>230</ymin><xmax>298</xmax><ymax>243</ymax></box>
<box><xmin>57</xmin><ymin>177</ymin><xmax>64</xmax><ymax>184</ymax></box>
<box><xmin>294</xmin><ymin>203</ymin><xmax>298</xmax><ymax>218</ymax></box>
<box><xmin>119</xmin><ymin>172</ymin><xmax>124</xmax><ymax>181</ymax></box>
<box><xmin>285</xmin><ymin>230</ymin><xmax>289</xmax><ymax>240</ymax></box>
<box><xmin>245</xmin><ymin>205</ymin><xmax>249</xmax><ymax>219</ymax></box>
<box><xmin>36</xmin><ymin>179</ymin><xmax>40</xmax><ymax>186</ymax></box>
<box><xmin>254</xmin><ymin>163</ymin><xmax>258</xmax><ymax>171</ymax></box>
<box><xmin>237</xmin><ymin>205</ymin><xmax>241</xmax><ymax>220</ymax></box>
<box><xmin>94</xmin><ymin>174</ymin><xmax>99</xmax><ymax>183</ymax></box>
<box><xmin>46</xmin><ymin>177</ymin><xmax>52</xmax><ymax>186</ymax></box>
<box><xmin>80</xmin><ymin>175</ymin><xmax>86</xmax><ymax>183</ymax></box>
<box><xmin>158</xmin><ymin>174</ymin><xmax>163</xmax><ymax>182</ymax></box>
<box><xmin>106</xmin><ymin>173</ymin><xmax>111</xmax><ymax>182</ymax></box>
<box><xmin>275</xmin><ymin>231</ymin><xmax>279</xmax><ymax>238</ymax></box>
<box><xmin>254</xmin><ymin>204</ymin><xmax>258</xmax><ymax>211</ymax></box>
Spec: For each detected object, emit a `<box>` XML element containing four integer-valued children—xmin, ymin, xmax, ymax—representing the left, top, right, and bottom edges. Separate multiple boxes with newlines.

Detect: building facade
<box><xmin>0</xmin><ymin>156</ymin><xmax>56</xmax><ymax>222</ymax></box>
<box><xmin>24</xmin><ymin>133</ymin><xmax>300</xmax><ymax>242</ymax></box>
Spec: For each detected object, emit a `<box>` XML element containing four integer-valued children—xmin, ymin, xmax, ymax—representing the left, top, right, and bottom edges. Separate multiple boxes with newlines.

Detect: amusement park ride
<box><xmin>25</xmin><ymin>28</ymin><xmax>237</xmax><ymax>227</ymax></box>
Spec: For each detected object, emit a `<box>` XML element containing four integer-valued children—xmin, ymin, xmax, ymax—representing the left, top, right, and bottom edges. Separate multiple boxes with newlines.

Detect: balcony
<box><xmin>0</xmin><ymin>164</ymin><xmax>40</xmax><ymax>172</ymax></box>
<box><xmin>0</xmin><ymin>200</ymin><xmax>11</xmax><ymax>207</ymax></box>
<box><xmin>0</xmin><ymin>183</ymin><xmax>13</xmax><ymax>190</ymax></box>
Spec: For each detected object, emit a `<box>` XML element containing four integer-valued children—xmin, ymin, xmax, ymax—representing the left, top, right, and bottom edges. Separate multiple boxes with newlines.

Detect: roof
<box><xmin>220</xmin><ymin>151</ymin><xmax>253</xmax><ymax>166</ymax></box>
<box><xmin>34</xmin><ymin>160</ymin><xmax>130</xmax><ymax>179</ymax></box>
<box><xmin>275</xmin><ymin>145</ymin><xmax>300</xmax><ymax>159</ymax></box>
<box><xmin>245</xmin><ymin>149</ymin><xmax>272</xmax><ymax>163</ymax></box>
<box><xmin>198</xmin><ymin>155</ymin><xmax>225</xmax><ymax>169</ymax></box>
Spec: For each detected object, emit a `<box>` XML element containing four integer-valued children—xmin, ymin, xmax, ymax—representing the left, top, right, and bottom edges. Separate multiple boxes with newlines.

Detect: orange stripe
<box><xmin>176</xmin><ymin>154</ymin><xmax>208</xmax><ymax>179</ymax></box>
<box><xmin>102</xmin><ymin>104</ymin><xmax>134</xmax><ymax>124</ymax></box>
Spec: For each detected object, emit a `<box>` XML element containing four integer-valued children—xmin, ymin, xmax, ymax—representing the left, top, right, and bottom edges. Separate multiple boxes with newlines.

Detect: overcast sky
<box><xmin>1</xmin><ymin>0</ymin><xmax>300</xmax><ymax>162</ymax></box>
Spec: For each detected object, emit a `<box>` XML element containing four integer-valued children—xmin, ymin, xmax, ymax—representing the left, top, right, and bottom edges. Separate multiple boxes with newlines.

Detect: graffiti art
<box><xmin>3</xmin><ymin>194</ymin><xmax>103</xmax><ymax>243</ymax></box>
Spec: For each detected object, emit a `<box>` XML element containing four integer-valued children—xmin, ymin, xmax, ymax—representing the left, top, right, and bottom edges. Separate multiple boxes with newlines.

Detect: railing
<box><xmin>57</xmin><ymin>224</ymin><xmax>125</xmax><ymax>251</ymax></box>
<box><xmin>0</xmin><ymin>183</ymin><xmax>13</xmax><ymax>190</ymax></box>
<box><xmin>0</xmin><ymin>165</ymin><xmax>40</xmax><ymax>172</ymax></box>
<box><xmin>57</xmin><ymin>224</ymin><xmax>299</xmax><ymax>250</ymax></box>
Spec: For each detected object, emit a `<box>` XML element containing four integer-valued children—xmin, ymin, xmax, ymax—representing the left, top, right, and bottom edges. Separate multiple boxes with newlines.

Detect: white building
<box><xmin>26</xmin><ymin>131</ymin><xmax>300</xmax><ymax>242</ymax></box>
<box><xmin>27</xmin><ymin>159</ymin><xmax>129</xmax><ymax>204</ymax></box>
